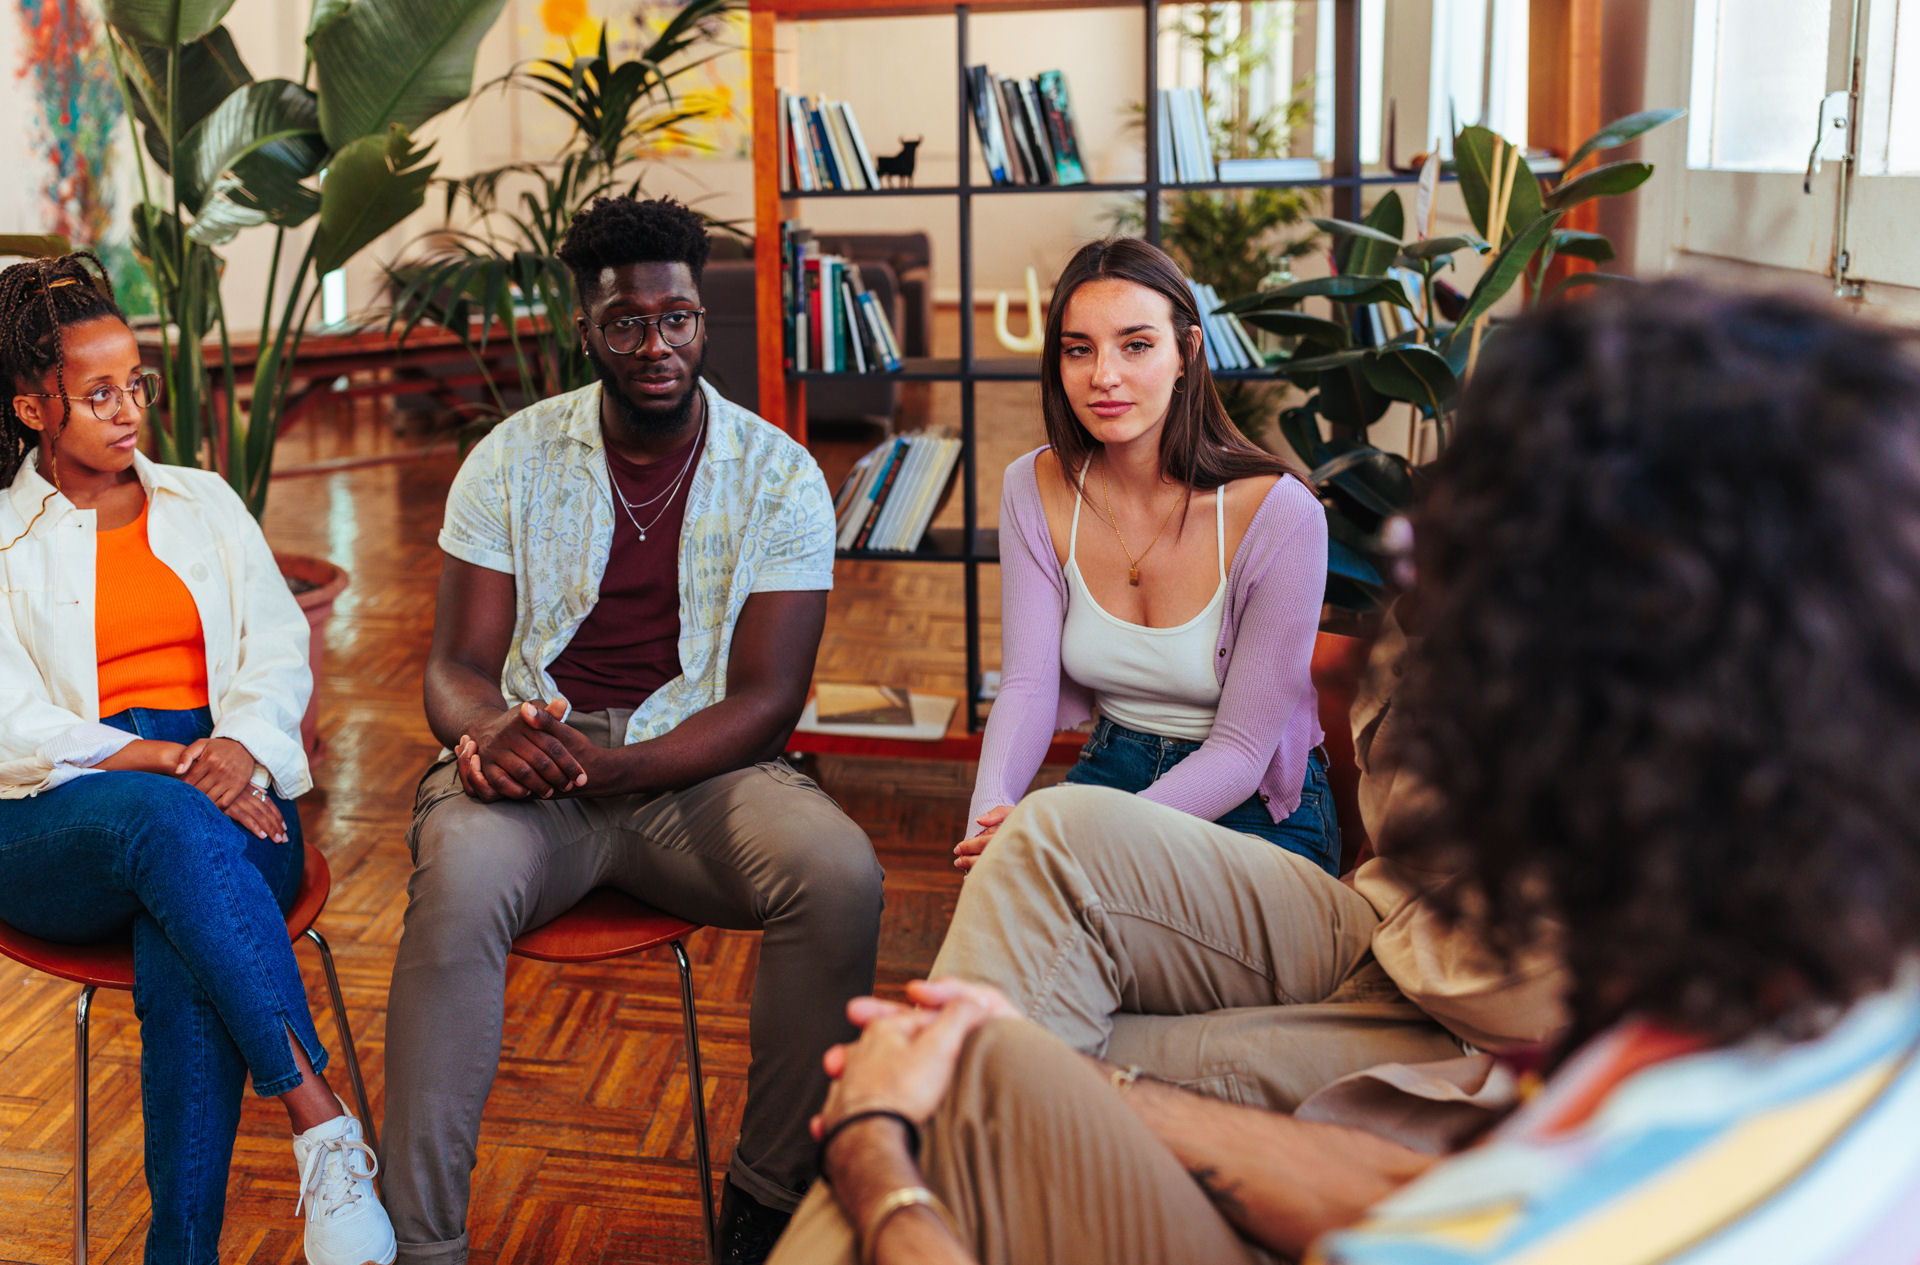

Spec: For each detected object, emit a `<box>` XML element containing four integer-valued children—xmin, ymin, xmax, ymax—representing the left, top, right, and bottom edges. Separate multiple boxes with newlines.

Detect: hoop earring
<box><xmin>1172</xmin><ymin>376</ymin><xmax>1186</xmax><ymax>393</ymax></box>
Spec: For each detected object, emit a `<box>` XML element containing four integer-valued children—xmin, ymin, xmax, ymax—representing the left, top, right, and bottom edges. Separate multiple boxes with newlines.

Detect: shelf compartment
<box><xmin>837</xmin><ymin>526</ymin><xmax>999</xmax><ymax>564</ymax></box>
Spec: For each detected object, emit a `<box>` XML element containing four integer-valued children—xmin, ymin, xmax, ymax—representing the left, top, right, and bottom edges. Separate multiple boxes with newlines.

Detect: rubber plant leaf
<box><xmin>312</xmin><ymin>125</ymin><xmax>438</xmax><ymax>275</ymax></box>
<box><xmin>1546</xmin><ymin>229</ymin><xmax>1616</xmax><ymax>262</ymax></box>
<box><xmin>1563</xmin><ymin>108</ymin><xmax>1684</xmax><ymax>175</ymax></box>
<box><xmin>1234</xmin><ymin>311</ymin><xmax>1352</xmax><ymax>345</ymax></box>
<box><xmin>309</xmin><ymin>0</ymin><xmax>512</xmax><ymax>150</ymax></box>
<box><xmin>1400</xmin><ymin>232</ymin><xmax>1490</xmax><ymax>261</ymax></box>
<box><xmin>101</xmin><ymin>0</ymin><xmax>236</xmax><ymax>48</ymax></box>
<box><xmin>1361</xmin><ymin>345</ymin><xmax>1459</xmax><ymax>414</ymax></box>
<box><xmin>1446</xmin><ymin>211</ymin><xmax>1564</xmax><ymax>349</ymax></box>
<box><xmin>1543</xmin><ymin>161</ymin><xmax>1654</xmax><ymax>212</ymax></box>
<box><xmin>1454</xmin><ymin>125</ymin><xmax>1546</xmax><ymax>244</ymax></box>
<box><xmin>1257</xmin><ymin>274</ymin><xmax>1415</xmax><ymax>309</ymax></box>
<box><xmin>1337</xmin><ymin>191</ymin><xmax>1405</xmax><ymax>278</ymax></box>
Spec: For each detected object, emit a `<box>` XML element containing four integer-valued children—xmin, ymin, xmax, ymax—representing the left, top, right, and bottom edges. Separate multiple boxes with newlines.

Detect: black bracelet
<box><xmin>817</xmin><ymin>1108</ymin><xmax>921</xmax><ymax>1177</ymax></box>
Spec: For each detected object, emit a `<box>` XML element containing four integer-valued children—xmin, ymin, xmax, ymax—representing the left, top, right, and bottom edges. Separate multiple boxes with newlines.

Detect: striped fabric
<box><xmin>1312</xmin><ymin>978</ymin><xmax>1920</xmax><ymax>1265</ymax></box>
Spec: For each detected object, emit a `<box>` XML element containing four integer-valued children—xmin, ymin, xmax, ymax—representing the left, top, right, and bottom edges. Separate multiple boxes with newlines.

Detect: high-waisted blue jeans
<box><xmin>0</xmin><ymin>706</ymin><xmax>327</xmax><ymax>1265</ymax></box>
<box><xmin>1063</xmin><ymin>716</ymin><xmax>1343</xmax><ymax>875</ymax></box>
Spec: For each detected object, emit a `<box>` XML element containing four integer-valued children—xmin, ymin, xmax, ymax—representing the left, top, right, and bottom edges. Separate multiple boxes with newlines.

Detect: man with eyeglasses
<box><xmin>382</xmin><ymin>195</ymin><xmax>882</xmax><ymax>1265</ymax></box>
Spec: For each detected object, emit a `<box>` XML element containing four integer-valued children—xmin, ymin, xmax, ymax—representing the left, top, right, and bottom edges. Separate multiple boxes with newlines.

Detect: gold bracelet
<box><xmin>861</xmin><ymin>1185</ymin><xmax>961</xmax><ymax>1265</ymax></box>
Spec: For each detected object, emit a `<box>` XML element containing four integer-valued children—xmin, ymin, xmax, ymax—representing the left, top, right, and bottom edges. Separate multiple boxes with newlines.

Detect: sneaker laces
<box><xmin>295</xmin><ymin>1132</ymin><xmax>381</xmax><ymax>1221</ymax></box>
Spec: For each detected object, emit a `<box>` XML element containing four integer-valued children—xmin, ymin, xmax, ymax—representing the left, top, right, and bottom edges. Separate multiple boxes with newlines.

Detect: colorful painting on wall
<box><xmin>535</xmin><ymin>0</ymin><xmax>750</xmax><ymax>158</ymax></box>
<box><xmin>13</xmin><ymin>0</ymin><xmax>152</xmax><ymax>312</ymax></box>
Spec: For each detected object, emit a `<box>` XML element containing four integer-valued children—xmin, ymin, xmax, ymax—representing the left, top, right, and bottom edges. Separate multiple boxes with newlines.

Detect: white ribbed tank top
<box><xmin>1059</xmin><ymin>463</ymin><xmax>1227</xmax><ymax>742</ymax></box>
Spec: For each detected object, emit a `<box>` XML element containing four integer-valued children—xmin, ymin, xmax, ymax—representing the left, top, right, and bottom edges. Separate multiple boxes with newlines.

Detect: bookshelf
<box><xmin>747</xmin><ymin>0</ymin><xmax>1595</xmax><ymax>737</ymax></box>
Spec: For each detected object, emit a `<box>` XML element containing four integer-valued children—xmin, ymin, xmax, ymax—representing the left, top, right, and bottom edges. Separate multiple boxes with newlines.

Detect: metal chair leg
<box><xmin>671</xmin><ymin>940</ymin><xmax>717</xmax><ymax>1265</ymax></box>
<box><xmin>74</xmin><ymin>985</ymin><xmax>94</xmax><ymax>1265</ymax></box>
<box><xmin>303</xmin><ymin>927</ymin><xmax>378</xmax><ymax>1153</ymax></box>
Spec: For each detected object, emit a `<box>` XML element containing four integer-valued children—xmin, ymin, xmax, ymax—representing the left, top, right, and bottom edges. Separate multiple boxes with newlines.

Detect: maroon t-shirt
<box><xmin>546</xmin><ymin>426</ymin><xmax>705</xmax><ymax>713</ymax></box>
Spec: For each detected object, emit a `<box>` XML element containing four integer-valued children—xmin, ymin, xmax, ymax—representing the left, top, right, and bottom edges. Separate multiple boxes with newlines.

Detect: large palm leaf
<box><xmin>101</xmin><ymin>0</ymin><xmax>235</xmax><ymax>48</ymax></box>
<box><xmin>309</xmin><ymin>0</ymin><xmax>512</xmax><ymax>149</ymax></box>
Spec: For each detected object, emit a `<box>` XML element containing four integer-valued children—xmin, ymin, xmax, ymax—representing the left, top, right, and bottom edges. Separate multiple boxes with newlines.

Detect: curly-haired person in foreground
<box><xmin>769</xmin><ymin>279</ymin><xmax>1920</xmax><ymax>1265</ymax></box>
<box><xmin>380</xmin><ymin>196</ymin><xmax>881</xmax><ymax>1265</ymax></box>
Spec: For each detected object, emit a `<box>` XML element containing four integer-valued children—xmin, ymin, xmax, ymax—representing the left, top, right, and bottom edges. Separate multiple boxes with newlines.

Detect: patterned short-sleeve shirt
<box><xmin>439</xmin><ymin>379</ymin><xmax>836</xmax><ymax>744</ymax></box>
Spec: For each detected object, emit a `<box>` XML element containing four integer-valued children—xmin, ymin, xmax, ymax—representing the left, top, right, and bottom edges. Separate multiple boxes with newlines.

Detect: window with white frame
<box><xmin>1862</xmin><ymin>0</ymin><xmax>1919</xmax><ymax>174</ymax></box>
<box><xmin>1424</xmin><ymin>0</ymin><xmax>1528</xmax><ymax>157</ymax></box>
<box><xmin>1312</xmin><ymin>0</ymin><xmax>1384</xmax><ymax>164</ymax></box>
<box><xmin>1687</xmin><ymin>0</ymin><xmax>1834</xmax><ymax>171</ymax></box>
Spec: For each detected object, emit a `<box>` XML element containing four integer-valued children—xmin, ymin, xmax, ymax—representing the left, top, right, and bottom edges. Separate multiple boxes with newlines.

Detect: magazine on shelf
<box><xmin>840</xmin><ymin>104</ymin><xmax>882</xmax><ymax>188</ymax></box>
<box><xmin>796</xmin><ymin>690</ymin><xmax>960</xmax><ymax>741</ymax></box>
<box><xmin>832</xmin><ymin>433</ymin><xmax>963</xmax><ymax>553</ymax></box>
<box><xmin>813</xmin><ymin>683</ymin><xmax>915</xmax><ymax>726</ymax></box>
<box><xmin>824</xmin><ymin>103</ymin><xmax>866</xmax><ymax>190</ymax></box>
<box><xmin>966</xmin><ymin>66</ymin><xmax>1011</xmax><ymax>184</ymax></box>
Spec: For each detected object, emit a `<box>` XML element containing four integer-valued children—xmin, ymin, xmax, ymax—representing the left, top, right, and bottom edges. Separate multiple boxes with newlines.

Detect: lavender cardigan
<box><xmin>969</xmin><ymin>447</ymin><xmax>1329</xmax><ymax>826</ymax></box>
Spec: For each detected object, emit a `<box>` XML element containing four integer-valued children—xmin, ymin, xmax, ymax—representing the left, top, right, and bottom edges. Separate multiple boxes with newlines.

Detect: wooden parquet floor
<box><xmin>0</xmin><ymin>368</ymin><xmax>1056</xmax><ymax>1263</ymax></box>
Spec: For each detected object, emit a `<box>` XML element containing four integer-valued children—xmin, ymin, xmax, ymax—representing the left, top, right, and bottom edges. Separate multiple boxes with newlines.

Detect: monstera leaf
<box><xmin>101</xmin><ymin>0</ymin><xmax>235</xmax><ymax>48</ymax></box>
<box><xmin>309</xmin><ymin>0</ymin><xmax>512</xmax><ymax>149</ymax></box>
<box><xmin>312</xmin><ymin>126</ymin><xmax>438</xmax><ymax>274</ymax></box>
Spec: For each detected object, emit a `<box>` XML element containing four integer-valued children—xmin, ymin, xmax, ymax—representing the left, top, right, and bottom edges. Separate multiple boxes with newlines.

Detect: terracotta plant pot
<box><xmin>1310</xmin><ymin>628</ymin><xmax>1377</xmax><ymax>872</ymax></box>
<box><xmin>273</xmin><ymin>552</ymin><xmax>350</xmax><ymax>759</ymax></box>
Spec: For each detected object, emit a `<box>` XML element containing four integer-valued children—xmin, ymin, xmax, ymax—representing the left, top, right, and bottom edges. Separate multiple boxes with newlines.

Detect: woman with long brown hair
<box><xmin>957</xmin><ymin>237</ymin><xmax>1336</xmax><ymax>874</ymax></box>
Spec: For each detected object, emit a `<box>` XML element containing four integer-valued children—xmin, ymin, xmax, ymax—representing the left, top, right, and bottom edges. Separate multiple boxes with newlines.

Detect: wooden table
<box><xmin>135</xmin><ymin>317</ymin><xmax>544</xmax><ymax>435</ymax></box>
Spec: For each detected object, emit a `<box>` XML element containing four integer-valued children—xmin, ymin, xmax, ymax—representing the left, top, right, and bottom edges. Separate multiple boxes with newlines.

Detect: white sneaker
<box><xmin>292</xmin><ymin>1104</ymin><xmax>397</xmax><ymax>1265</ymax></box>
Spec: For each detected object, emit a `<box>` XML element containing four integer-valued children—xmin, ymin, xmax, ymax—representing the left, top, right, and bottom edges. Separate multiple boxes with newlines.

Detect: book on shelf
<box><xmin>779</xmin><ymin>95</ymin><xmax>890</xmax><ymax>192</ymax></box>
<box><xmin>813</xmin><ymin>683</ymin><xmax>915</xmax><ymax>726</ymax></box>
<box><xmin>1158</xmin><ymin>87</ymin><xmax>1219</xmax><ymax>184</ymax></box>
<box><xmin>967</xmin><ymin>66</ymin><xmax>1088</xmax><ymax>187</ymax></box>
<box><xmin>1036</xmin><ymin>70</ymin><xmax>1088</xmax><ymax>184</ymax></box>
<box><xmin>833</xmin><ymin>432</ymin><xmax>964</xmax><ymax>553</ymax></box>
<box><xmin>781</xmin><ymin>223</ymin><xmax>905</xmax><ymax>377</ymax></box>
<box><xmin>1214</xmin><ymin>156</ymin><xmax>1322</xmax><ymax>182</ymax></box>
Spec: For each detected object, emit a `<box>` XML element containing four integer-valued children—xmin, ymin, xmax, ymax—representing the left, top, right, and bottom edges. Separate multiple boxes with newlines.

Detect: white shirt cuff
<box><xmin>41</xmin><ymin>722</ymin><xmax>139</xmax><ymax>770</ymax></box>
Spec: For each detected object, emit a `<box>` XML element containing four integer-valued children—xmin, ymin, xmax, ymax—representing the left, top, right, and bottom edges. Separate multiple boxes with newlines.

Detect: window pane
<box><xmin>1863</xmin><ymin>0</ymin><xmax>1920</xmax><ymax>174</ymax></box>
<box><xmin>1688</xmin><ymin>0</ymin><xmax>1832</xmax><ymax>171</ymax></box>
<box><xmin>1427</xmin><ymin>0</ymin><xmax>1528</xmax><ymax>158</ymax></box>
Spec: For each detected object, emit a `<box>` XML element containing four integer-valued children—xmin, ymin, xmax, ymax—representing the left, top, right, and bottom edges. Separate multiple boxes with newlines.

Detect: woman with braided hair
<box><xmin>0</xmin><ymin>253</ymin><xmax>395</xmax><ymax>1265</ymax></box>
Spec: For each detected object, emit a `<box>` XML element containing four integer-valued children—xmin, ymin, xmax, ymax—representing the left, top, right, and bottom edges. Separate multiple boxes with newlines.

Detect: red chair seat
<box><xmin>0</xmin><ymin>846</ymin><xmax>332</xmax><ymax>991</ymax></box>
<box><xmin>510</xmin><ymin>888</ymin><xmax>699</xmax><ymax>963</ymax></box>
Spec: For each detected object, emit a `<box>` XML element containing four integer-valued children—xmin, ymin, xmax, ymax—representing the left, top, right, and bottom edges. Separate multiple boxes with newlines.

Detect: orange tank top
<box><xmin>95</xmin><ymin>499</ymin><xmax>211</xmax><ymax>718</ymax></box>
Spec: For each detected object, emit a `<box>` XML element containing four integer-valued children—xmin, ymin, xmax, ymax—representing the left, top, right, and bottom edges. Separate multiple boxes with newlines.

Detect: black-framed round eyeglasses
<box><xmin>594</xmin><ymin>308</ymin><xmax>705</xmax><ymax>355</ymax></box>
<box><xmin>22</xmin><ymin>368</ymin><xmax>163</xmax><ymax>421</ymax></box>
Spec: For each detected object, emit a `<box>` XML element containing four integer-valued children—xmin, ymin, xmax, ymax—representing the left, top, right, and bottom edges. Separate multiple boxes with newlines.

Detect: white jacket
<box><xmin>0</xmin><ymin>450</ymin><xmax>313</xmax><ymax>799</ymax></box>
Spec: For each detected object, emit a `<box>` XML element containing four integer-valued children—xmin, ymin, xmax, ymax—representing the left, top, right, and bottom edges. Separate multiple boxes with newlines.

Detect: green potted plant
<box><xmin>385</xmin><ymin>0</ymin><xmax>743</xmax><ymax>434</ymax></box>
<box><xmin>104</xmin><ymin>0</ymin><xmax>512</xmax><ymax>751</ymax></box>
<box><xmin>1220</xmin><ymin>110</ymin><xmax>1685</xmax><ymax>621</ymax></box>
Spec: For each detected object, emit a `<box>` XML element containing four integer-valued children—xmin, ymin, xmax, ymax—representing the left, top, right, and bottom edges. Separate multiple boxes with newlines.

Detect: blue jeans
<box><xmin>0</xmin><ymin>707</ymin><xmax>326</xmax><ymax>1265</ymax></box>
<box><xmin>1063</xmin><ymin>717</ymin><xmax>1343</xmax><ymax>874</ymax></box>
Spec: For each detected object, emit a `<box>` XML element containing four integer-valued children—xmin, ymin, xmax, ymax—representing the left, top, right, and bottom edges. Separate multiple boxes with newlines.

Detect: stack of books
<box><xmin>966</xmin><ymin>67</ymin><xmax>1088</xmax><ymax>187</ymax></box>
<box><xmin>1156</xmin><ymin>88</ymin><xmax>1216</xmax><ymax>184</ymax></box>
<box><xmin>779</xmin><ymin>91</ymin><xmax>882</xmax><ymax>192</ymax></box>
<box><xmin>834</xmin><ymin>433</ymin><xmax>965</xmax><ymax>553</ymax></box>
<box><xmin>1186</xmin><ymin>279</ymin><xmax>1267</xmax><ymax>373</ymax></box>
<box><xmin>780</xmin><ymin>222</ymin><xmax>905</xmax><ymax>374</ymax></box>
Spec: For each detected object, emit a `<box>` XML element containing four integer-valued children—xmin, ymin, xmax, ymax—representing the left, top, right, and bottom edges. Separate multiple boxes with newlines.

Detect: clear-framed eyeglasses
<box><xmin>594</xmin><ymin>308</ymin><xmax>705</xmax><ymax>355</ymax></box>
<box><xmin>21</xmin><ymin>368</ymin><xmax>163</xmax><ymax>421</ymax></box>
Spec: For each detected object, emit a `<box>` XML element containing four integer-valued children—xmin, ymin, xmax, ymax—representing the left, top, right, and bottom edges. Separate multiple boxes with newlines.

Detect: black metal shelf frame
<box><xmin>786</xmin><ymin>0</ymin><xmax>1369</xmax><ymax>731</ymax></box>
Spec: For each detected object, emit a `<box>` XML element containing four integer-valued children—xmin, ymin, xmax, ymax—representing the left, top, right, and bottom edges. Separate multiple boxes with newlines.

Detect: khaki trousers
<box><xmin>932</xmin><ymin>785</ymin><xmax>1462</xmax><ymax>1111</ymax></box>
<box><xmin>771</xmin><ymin>1017</ymin><xmax>1281</xmax><ymax>1265</ymax></box>
<box><xmin>381</xmin><ymin>711</ymin><xmax>884</xmax><ymax>1264</ymax></box>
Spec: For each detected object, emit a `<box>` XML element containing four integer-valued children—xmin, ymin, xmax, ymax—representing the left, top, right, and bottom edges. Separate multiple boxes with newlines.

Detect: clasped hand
<box><xmin>171</xmin><ymin>736</ymin><xmax>286</xmax><ymax>842</ymax></box>
<box><xmin>810</xmin><ymin>979</ymin><xmax>1023</xmax><ymax>1158</ymax></box>
<box><xmin>454</xmin><ymin>697</ymin><xmax>596</xmax><ymax>801</ymax></box>
<box><xmin>953</xmin><ymin>805</ymin><xmax>1013</xmax><ymax>873</ymax></box>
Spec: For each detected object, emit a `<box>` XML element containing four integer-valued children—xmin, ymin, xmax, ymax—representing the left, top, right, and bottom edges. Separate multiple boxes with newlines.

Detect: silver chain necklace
<box><xmin>609</xmin><ymin>402</ymin><xmax>706</xmax><ymax>543</ymax></box>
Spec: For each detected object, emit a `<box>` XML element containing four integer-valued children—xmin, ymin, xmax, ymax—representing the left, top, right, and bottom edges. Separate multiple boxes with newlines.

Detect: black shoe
<box><xmin>717</xmin><ymin>1179</ymin><xmax>793</xmax><ymax>1265</ymax></box>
